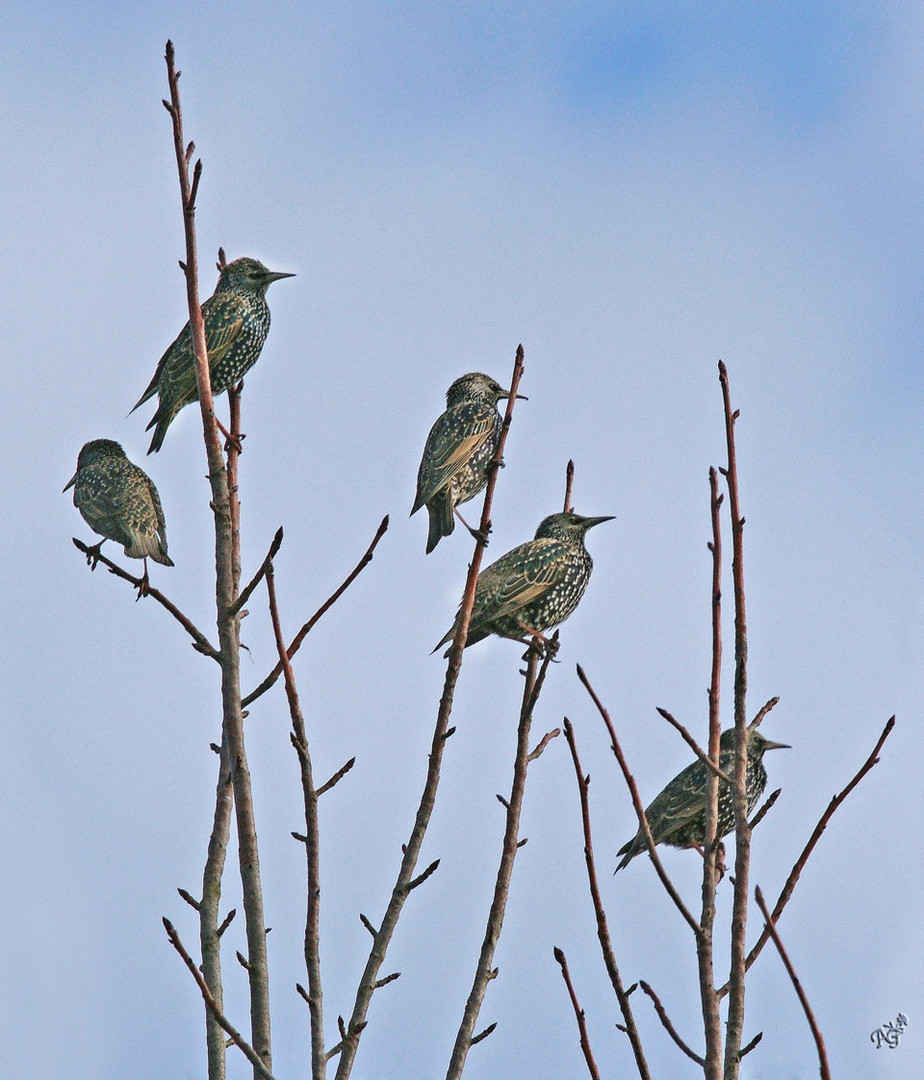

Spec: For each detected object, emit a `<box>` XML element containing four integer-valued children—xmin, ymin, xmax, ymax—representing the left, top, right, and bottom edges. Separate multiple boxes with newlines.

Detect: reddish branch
<box><xmin>563</xmin><ymin>459</ymin><xmax>575</xmax><ymax>514</ymax></box>
<box><xmin>446</xmin><ymin>642</ymin><xmax>558</xmax><ymax>1079</ymax></box>
<box><xmin>163</xmin><ymin>918</ymin><xmax>277</xmax><ymax>1080</ymax></box>
<box><xmin>243</xmin><ymin>516</ymin><xmax>389</xmax><ymax>708</ymax></box>
<box><xmin>164</xmin><ymin>41</ymin><xmax>271</xmax><ymax>1076</ymax></box>
<box><xmin>754</xmin><ymin>888</ymin><xmax>831</xmax><ymax>1080</ymax></box>
<box><xmin>718</xmin><ymin>360</ymin><xmax>751</xmax><ymax>1079</ymax></box>
<box><xmin>562</xmin><ymin>718</ymin><xmax>650</xmax><ymax>1079</ymax></box>
<box><xmin>333</xmin><ymin>347</ymin><xmax>526</xmax><ymax>1080</ymax></box>
<box><xmin>638</xmin><ymin>982</ymin><xmax>704</xmax><ymax>1067</ymax></box>
<box><xmin>553</xmin><ymin>947</ymin><xmax>602</xmax><ymax>1080</ymax></box>
<box><xmin>721</xmin><ymin>716</ymin><xmax>895</xmax><ymax>995</ymax></box>
<box><xmin>265</xmin><ymin>562</ymin><xmax>326</xmax><ymax>1080</ymax></box>
<box><xmin>577</xmin><ymin>665</ymin><xmax>700</xmax><ymax>936</ymax></box>
<box><xmin>71</xmin><ymin>538</ymin><xmax>220</xmax><ymax>660</ymax></box>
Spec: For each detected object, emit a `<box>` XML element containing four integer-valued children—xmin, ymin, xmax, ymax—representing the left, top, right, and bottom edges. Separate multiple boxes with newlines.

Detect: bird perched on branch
<box><xmin>435</xmin><ymin>511</ymin><xmax>613</xmax><ymax>653</ymax></box>
<box><xmin>411</xmin><ymin>372</ymin><xmax>525</xmax><ymax>553</ymax></box>
<box><xmin>65</xmin><ymin>439</ymin><xmax>174</xmax><ymax>577</ymax></box>
<box><xmin>614</xmin><ymin>726</ymin><xmax>789</xmax><ymax>872</ymax></box>
<box><xmin>131</xmin><ymin>256</ymin><xmax>295</xmax><ymax>453</ymax></box>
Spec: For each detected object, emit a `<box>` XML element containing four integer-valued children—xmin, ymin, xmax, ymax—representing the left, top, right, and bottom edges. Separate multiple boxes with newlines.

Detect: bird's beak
<box><xmin>63</xmin><ymin>473</ymin><xmax>78</xmax><ymax>493</ymax></box>
<box><xmin>499</xmin><ymin>390</ymin><xmax>529</xmax><ymax>401</ymax></box>
<box><xmin>761</xmin><ymin>739</ymin><xmax>791</xmax><ymax>751</ymax></box>
<box><xmin>581</xmin><ymin>515</ymin><xmax>616</xmax><ymax>529</ymax></box>
<box><xmin>264</xmin><ymin>270</ymin><xmax>296</xmax><ymax>283</ymax></box>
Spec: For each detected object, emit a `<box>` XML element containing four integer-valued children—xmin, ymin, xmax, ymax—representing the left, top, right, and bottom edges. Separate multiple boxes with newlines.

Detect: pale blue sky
<box><xmin>2</xmin><ymin>4</ymin><xmax>921</xmax><ymax>1079</ymax></box>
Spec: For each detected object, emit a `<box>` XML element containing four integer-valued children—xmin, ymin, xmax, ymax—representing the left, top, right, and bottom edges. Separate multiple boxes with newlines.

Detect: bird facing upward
<box><xmin>411</xmin><ymin>372</ymin><xmax>525</xmax><ymax>553</ymax></box>
<box><xmin>64</xmin><ymin>439</ymin><xmax>174</xmax><ymax>571</ymax></box>
<box><xmin>435</xmin><ymin>511</ymin><xmax>613</xmax><ymax>652</ymax></box>
<box><xmin>131</xmin><ymin>257</ymin><xmax>294</xmax><ymax>453</ymax></box>
<box><xmin>614</xmin><ymin>726</ymin><xmax>789</xmax><ymax>872</ymax></box>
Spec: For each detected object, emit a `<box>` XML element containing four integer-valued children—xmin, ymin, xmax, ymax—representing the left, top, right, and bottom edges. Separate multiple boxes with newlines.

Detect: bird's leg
<box><xmin>84</xmin><ymin>539</ymin><xmax>106</xmax><ymax>569</ymax></box>
<box><xmin>455</xmin><ymin>507</ymin><xmax>490</xmax><ymax>546</ymax></box>
<box><xmin>216</xmin><ymin>415</ymin><xmax>245</xmax><ymax>455</ymax></box>
<box><xmin>715</xmin><ymin>840</ymin><xmax>727</xmax><ymax>881</ymax></box>
<box><xmin>135</xmin><ymin>559</ymin><xmax>151</xmax><ymax>600</ymax></box>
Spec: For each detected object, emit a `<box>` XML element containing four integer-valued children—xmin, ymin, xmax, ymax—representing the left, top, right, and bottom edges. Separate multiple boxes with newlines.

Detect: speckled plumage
<box><xmin>64</xmin><ymin>439</ymin><xmax>174</xmax><ymax>566</ymax></box>
<box><xmin>411</xmin><ymin>372</ymin><xmax>516</xmax><ymax>553</ymax></box>
<box><xmin>614</xmin><ymin>727</ymin><xmax>789</xmax><ymax>872</ymax></box>
<box><xmin>132</xmin><ymin>257</ymin><xmax>294</xmax><ymax>453</ymax></box>
<box><xmin>435</xmin><ymin>511</ymin><xmax>613</xmax><ymax>651</ymax></box>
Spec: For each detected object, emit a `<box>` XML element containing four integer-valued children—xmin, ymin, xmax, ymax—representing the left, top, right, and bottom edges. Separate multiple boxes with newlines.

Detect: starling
<box><xmin>131</xmin><ymin>257</ymin><xmax>295</xmax><ymax>453</ymax></box>
<box><xmin>411</xmin><ymin>372</ymin><xmax>525</xmax><ymax>553</ymax></box>
<box><xmin>435</xmin><ymin>511</ymin><xmax>613</xmax><ymax>651</ymax></box>
<box><xmin>614</xmin><ymin>726</ymin><xmax>789</xmax><ymax>872</ymax></box>
<box><xmin>64</xmin><ymin>439</ymin><xmax>174</xmax><ymax>572</ymax></box>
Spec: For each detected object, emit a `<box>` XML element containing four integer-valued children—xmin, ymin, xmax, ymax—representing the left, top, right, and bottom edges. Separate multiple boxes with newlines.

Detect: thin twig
<box><xmin>562</xmin><ymin>719</ymin><xmax>651</xmax><ymax>1080</ymax></box>
<box><xmin>577</xmin><ymin>665</ymin><xmax>701</xmax><ymax>936</ymax></box>
<box><xmin>656</xmin><ymin>707</ymin><xmax>732</xmax><ymax>785</ymax></box>
<box><xmin>563</xmin><ymin>459</ymin><xmax>575</xmax><ymax>514</ymax></box>
<box><xmin>231</xmin><ymin>527</ymin><xmax>284</xmax><ymax>616</ymax></box>
<box><xmin>638</xmin><ymin>981</ymin><xmax>705</xmax><ymax>1067</ymax></box>
<box><xmin>748</xmin><ymin>789</ymin><xmax>781</xmax><ymax>831</ymax></box>
<box><xmin>754</xmin><ymin>888</ymin><xmax>831</xmax><ymax>1080</ymax></box>
<box><xmin>334</xmin><ymin>347</ymin><xmax>526</xmax><ymax>1080</ymax></box>
<box><xmin>718</xmin><ymin>360</ymin><xmax>751</xmax><ymax>1080</ymax></box>
<box><xmin>446</xmin><ymin>641</ymin><xmax>557</xmax><ymax>1078</ymax></box>
<box><xmin>265</xmin><ymin>562</ymin><xmax>326</xmax><ymax>1079</ymax></box>
<box><xmin>316</xmin><ymin>757</ymin><xmax>356</xmax><ymax>797</ymax></box>
<box><xmin>243</xmin><ymin>516</ymin><xmax>389</xmax><ymax>707</ymax></box>
<box><xmin>72</xmin><ymin>539</ymin><xmax>220</xmax><ymax>660</ymax></box>
<box><xmin>749</xmin><ymin>696</ymin><xmax>780</xmax><ymax>731</ymax></box>
<box><xmin>163</xmin><ymin>918</ymin><xmax>277</xmax><ymax>1080</ymax></box>
<box><xmin>165</xmin><ymin>40</ymin><xmax>272</xmax><ymax>1075</ymax></box>
<box><xmin>719</xmin><ymin>716</ymin><xmax>895</xmax><ymax>996</ymax></box>
<box><xmin>553</xmin><ymin>947</ymin><xmax>602</xmax><ymax>1080</ymax></box>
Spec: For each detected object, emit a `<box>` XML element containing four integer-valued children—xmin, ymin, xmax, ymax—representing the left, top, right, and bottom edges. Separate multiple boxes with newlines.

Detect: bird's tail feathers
<box><xmin>425</xmin><ymin>492</ymin><xmax>455</xmax><ymax>554</ymax></box>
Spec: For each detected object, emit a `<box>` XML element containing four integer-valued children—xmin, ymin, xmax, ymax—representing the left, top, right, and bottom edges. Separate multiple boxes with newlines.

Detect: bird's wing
<box><xmin>76</xmin><ymin>479</ymin><xmax>132</xmax><ymax>547</ymax></box>
<box><xmin>642</xmin><ymin>759</ymin><xmax>709</xmax><ymax>844</ymax></box>
<box><xmin>132</xmin><ymin>292</ymin><xmax>246</xmax><ymax>410</ymax></box>
<box><xmin>469</xmin><ymin>538</ymin><xmax>567</xmax><ymax>627</ymax></box>
<box><xmin>413</xmin><ymin>403</ymin><xmax>496</xmax><ymax>508</ymax></box>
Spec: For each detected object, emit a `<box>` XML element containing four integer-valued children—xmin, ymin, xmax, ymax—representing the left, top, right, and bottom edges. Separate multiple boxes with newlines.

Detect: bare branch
<box><xmin>334</xmin><ymin>347</ymin><xmax>526</xmax><ymax>1080</ymax></box>
<box><xmin>217</xmin><ymin>909</ymin><xmax>237</xmax><ymax>938</ymax></box>
<box><xmin>231</xmin><ymin>527</ymin><xmax>284</xmax><ymax>616</ymax></box>
<box><xmin>754</xmin><ymin>888</ymin><xmax>831</xmax><ymax>1080</ymax></box>
<box><xmin>447</xmin><ymin>641</ymin><xmax>558</xmax><ymax>1079</ymax></box>
<box><xmin>372</xmin><ymin>972</ymin><xmax>401</xmax><ymax>990</ymax></box>
<box><xmin>528</xmin><ymin>727</ymin><xmax>560</xmax><ymax>762</ymax></box>
<box><xmin>406</xmin><ymin>859</ymin><xmax>440</xmax><ymax>893</ymax></box>
<box><xmin>316</xmin><ymin>757</ymin><xmax>356</xmax><ymax>797</ymax></box>
<box><xmin>718</xmin><ymin>360</ymin><xmax>751</xmax><ymax>1079</ymax></box>
<box><xmin>553</xmin><ymin>946</ymin><xmax>602</xmax><ymax>1080</ymax></box>
<box><xmin>577</xmin><ymin>665</ymin><xmax>700</xmax><ymax>937</ymax></box>
<box><xmin>163</xmin><ymin>918</ymin><xmax>277</xmax><ymax>1080</ymax></box>
<box><xmin>470</xmin><ymin>1023</ymin><xmax>497</xmax><ymax>1047</ymax></box>
<box><xmin>243</xmin><ymin>516</ymin><xmax>389</xmax><ymax>707</ymax></box>
<box><xmin>656</xmin><ymin>707</ymin><xmax>731</xmax><ymax>784</ymax></box>
<box><xmin>72</xmin><ymin>539</ymin><xmax>220</xmax><ymax>660</ymax></box>
<box><xmin>563</xmin><ymin>459</ymin><xmax>575</xmax><ymax>514</ymax></box>
<box><xmin>748</xmin><ymin>789</ymin><xmax>781</xmax><ymax>831</ymax></box>
<box><xmin>359</xmin><ymin>914</ymin><xmax>377</xmax><ymax>939</ymax></box>
<box><xmin>749</xmin><ymin>696</ymin><xmax>780</xmax><ymax>731</ymax></box>
<box><xmin>723</xmin><ymin>716</ymin><xmax>895</xmax><ymax>994</ymax></box>
<box><xmin>265</xmin><ymin>561</ymin><xmax>325</xmax><ymax>1079</ymax></box>
<box><xmin>638</xmin><ymin>981</ymin><xmax>704</xmax><ymax>1067</ymax></box>
<box><xmin>178</xmin><ymin>888</ymin><xmax>201</xmax><ymax>911</ymax></box>
<box><xmin>562</xmin><ymin>719</ymin><xmax>651</xmax><ymax>1080</ymax></box>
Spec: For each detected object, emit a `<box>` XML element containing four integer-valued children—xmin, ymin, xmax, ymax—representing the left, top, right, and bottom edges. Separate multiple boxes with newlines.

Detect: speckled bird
<box><xmin>411</xmin><ymin>372</ymin><xmax>524</xmax><ymax>553</ymax></box>
<box><xmin>131</xmin><ymin>257</ymin><xmax>295</xmax><ymax>453</ymax></box>
<box><xmin>614</xmin><ymin>726</ymin><xmax>789</xmax><ymax>872</ymax></box>
<box><xmin>64</xmin><ymin>439</ymin><xmax>174</xmax><ymax>572</ymax></box>
<box><xmin>435</xmin><ymin>511</ymin><xmax>613</xmax><ymax>652</ymax></box>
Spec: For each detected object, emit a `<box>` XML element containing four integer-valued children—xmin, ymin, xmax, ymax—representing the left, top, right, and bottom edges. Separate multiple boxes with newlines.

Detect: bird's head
<box><xmin>534</xmin><ymin>511</ymin><xmax>615</xmax><ymax>544</ymax></box>
<box><xmin>64</xmin><ymin>439</ymin><xmax>126</xmax><ymax>490</ymax></box>
<box><xmin>219</xmin><ymin>257</ymin><xmax>296</xmax><ymax>295</ymax></box>
<box><xmin>445</xmin><ymin>371</ymin><xmax>527</xmax><ymax>408</ymax></box>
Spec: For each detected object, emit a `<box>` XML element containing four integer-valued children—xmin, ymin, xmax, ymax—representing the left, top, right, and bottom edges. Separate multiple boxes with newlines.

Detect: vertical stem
<box><xmin>334</xmin><ymin>347</ymin><xmax>526</xmax><ymax>1080</ymax></box>
<box><xmin>697</xmin><ymin>468</ymin><xmax>724</xmax><ymax>1079</ymax></box>
<box><xmin>165</xmin><ymin>42</ymin><xmax>271</xmax><ymax>1076</ymax></box>
<box><xmin>445</xmin><ymin>647</ymin><xmax>545</xmax><ymax>1079</ymax></box>
<box><xmin>265</xmin><ymin>563</ymin><xmax>326</xmax><ymax>1079</ymax></box>
<box><xmin>718</xmin><ymin>361</ymin><xmax>749</xmax><ymax>1080</ymax></box>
